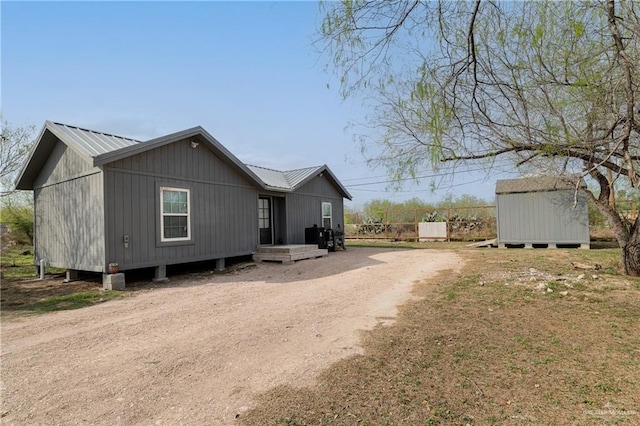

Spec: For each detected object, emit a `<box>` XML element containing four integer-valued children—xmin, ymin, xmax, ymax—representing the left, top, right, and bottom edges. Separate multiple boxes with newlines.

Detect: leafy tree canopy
<box><xmin>1</xmin><ymin>120</ymin><xmax>36</xmax><ymax>197</ymax></box>
<box><xmin>320</xmin><ymin>0</ymin><xmax>640</xmax><ymax>274</ymax></box>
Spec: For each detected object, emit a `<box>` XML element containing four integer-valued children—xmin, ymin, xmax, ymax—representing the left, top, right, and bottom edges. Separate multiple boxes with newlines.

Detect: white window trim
<box><xmin>322</xmin><ymin>202</ymin><xmax>332</xmax><ymax>229</ymax></box>
<box><xmin>160</xmin><ymin>186</ymin><xmax>191</xmax><ymax>242</ymax></box>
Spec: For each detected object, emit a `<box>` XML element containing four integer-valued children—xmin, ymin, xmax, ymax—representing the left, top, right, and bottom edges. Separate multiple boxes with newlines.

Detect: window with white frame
<box><xmin>322</xmin><ymin>202</ymin><xmax>332</xmax><ymax>229</ymax></box>
<box><xmin>160</xmin><ymin>187</ymin><xmax>190</xmax><ymax>241</ymax></box>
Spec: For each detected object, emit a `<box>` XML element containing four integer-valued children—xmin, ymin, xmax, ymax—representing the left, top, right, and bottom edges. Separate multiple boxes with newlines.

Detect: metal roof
<box><xmin>245</xmin><ymin>164</ymin><xmax>351</xmax><ymax>199</ymax></box>
<box><xmin>246</xmin><ymin>165</ymin><xmax>294</xmax><ymax>190</ymax></box>
<box><xmin>496</xmin><ymin>176</ymin><xmax>585</xmax><ymax>194</ymax></box>
<box><xmin>285</xmin><ymin>166</ymin><xmax>325</xmax><ymax>189</ymax></box>
<box><xmin>46</xmin><ymin>121</ymin><xmax>142</xmax><ymax>158</ymax></box>
<box><xmin>246</xmin><ymin>165</ymin><xmax>325</xmax><ymax>191</ymax></box>
<box><xmin>15</xmin><ymin>121</ymin><xmax>352</xmax><ymax>200</ymax></box>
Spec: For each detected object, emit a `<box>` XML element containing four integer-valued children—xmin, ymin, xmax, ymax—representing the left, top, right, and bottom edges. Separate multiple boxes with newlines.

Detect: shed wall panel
<box><xmin>34</xmin><ymin>173</ymin><xmax>105</xmax><ymax>272</ymax></box>
<box><xmin>496</xmin><ymin>190</ymin><xmax>589</xmax><ymax>244</ymax></box>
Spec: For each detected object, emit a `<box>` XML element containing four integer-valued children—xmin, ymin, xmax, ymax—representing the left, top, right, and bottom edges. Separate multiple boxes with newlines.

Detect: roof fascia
<box><xmin>198</xmin><ymin>127</ymin><xmax>266</xmax><ymax>189</ymax></box>
<box><xmin>93</xmin><ymin>127</ymin><xmax>201</xmax><ymax>166</ymax></box>
<box><xmin>14</xmin><ymin>122</ymin><xmax>51</xmax><ymax>189</ymax></box>
<box><xmin>14</xmin><ymin>121</ymin><xmax>94</xmax><ymax>190</ymax></box>
<box><xmin>94</xmin><ymin>126</ymin><xmax>266</xmax><ymax>189</ymax></box>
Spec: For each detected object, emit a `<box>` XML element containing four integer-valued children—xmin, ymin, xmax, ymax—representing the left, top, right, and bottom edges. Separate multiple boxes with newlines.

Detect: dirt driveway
<box><xmin>1</xmin><ymin>247</ymin><xmax>461</xmax><ymax>425</ymax></box>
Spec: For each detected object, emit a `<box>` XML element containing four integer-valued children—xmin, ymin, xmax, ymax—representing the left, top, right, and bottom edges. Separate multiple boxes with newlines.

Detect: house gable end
<box><xmin>15</xmin><ymin>123</ymin><xmax>97</xmax><ymax>190</ymax></box>
<box><xmin>291</xmin><ymin>165</ymin><xmax>352</xmax><ymax>200</ymax></box>
<box><xmin>33</xmin><ymin>139</ymin><xmax>101</xmax><ymax>189</ymax></box>
<box><xmin>105</xmin><ymin>136</ymin><xmax>259</xmax><ymax>188</ymax></box>
<box><xmin>95</xmin><ymin>127</ymin><xmax>265</xmax><ymax>190</ymax></box>
<box><xmin>295</xmin><ymin>173</ymin><xmax>344</xmax><ymax>199</ymax></box>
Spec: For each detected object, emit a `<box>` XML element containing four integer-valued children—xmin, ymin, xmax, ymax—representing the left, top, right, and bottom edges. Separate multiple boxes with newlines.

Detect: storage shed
<box><xmin>495</xmin><ymin>176</ymin><xmax>589</xmax><ymax>249</ymax></box>
<box><xmin>15</xmin><ymin>121</ymin><xmax>352</xmax><ymax>282</ymax></box>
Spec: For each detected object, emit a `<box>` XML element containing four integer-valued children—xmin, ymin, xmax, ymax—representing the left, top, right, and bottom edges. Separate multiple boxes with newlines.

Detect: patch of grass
<box><xmin>444</xmin><ymin>289</ymin><xmax>457</xmax><ymax>301</ymax></box>
<box><xmin>18</xmin><ymin>291</ymin><xmax>123</xmax><ymax>313</ymax></box>
<box><xmin>1</xmin><ymin>244</ymin><xmax>65</xmax><ymax>278</ymax></box>
<box><xmin>514</xmin><ymin>335</ymin><xmax>532</xmax><ymax>349</ymax></box>
<box><xmin>594</xmin><ymin>382</ymin><xmax>622</xmax><ymax>394</ymax></box>
<box><xmin>240</xmin><ymin>247</ymin><xmax>640</xmax><ymax>426</ymax></box>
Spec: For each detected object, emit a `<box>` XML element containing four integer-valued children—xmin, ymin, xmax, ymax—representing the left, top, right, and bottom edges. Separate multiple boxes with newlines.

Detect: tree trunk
<box><xmin>622</xmin><ymin>216</ymin><xmax>640</xmax><ymax>276</ymax></box>
<box><xmin>585</xmin><ymin>191</ymin><xmax>640</xmax><ymax>275</ymax></box>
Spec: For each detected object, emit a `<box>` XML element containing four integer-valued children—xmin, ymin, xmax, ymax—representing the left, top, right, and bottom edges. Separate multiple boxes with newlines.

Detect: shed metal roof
<box><xmin>496</xmin><ymin>176</ymin><xmax>585</xmax><ymax>194</ymax></box>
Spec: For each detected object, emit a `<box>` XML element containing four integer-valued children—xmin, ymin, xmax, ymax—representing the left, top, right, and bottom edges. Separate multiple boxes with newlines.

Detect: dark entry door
<box><xmin>258</xmin><ymin>197</ymin><xmax>273</xmax><ymax>245</ymax></box>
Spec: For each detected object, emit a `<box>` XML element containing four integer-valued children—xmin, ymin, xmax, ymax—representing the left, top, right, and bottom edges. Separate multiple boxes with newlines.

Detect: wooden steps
<box><xmin>253</xmin><ymin>245</ymin><xmax>328</xmax><ymax>264</ymax></box>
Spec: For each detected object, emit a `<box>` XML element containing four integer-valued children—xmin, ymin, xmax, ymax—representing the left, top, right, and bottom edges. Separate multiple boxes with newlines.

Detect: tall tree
<box><xmin>1</xmin><ymin>120</ymin><xmax>36</xmax><ymax>197</ymax></box>
<box><xmin>321</xmin><ymin>0</ymin><xmax>640</xmax><ymax>275</ymax></box>
<box><xmin>1</xmin><ymin>120</ymin><xmax>36</xmax><ymax>245</ymax></box>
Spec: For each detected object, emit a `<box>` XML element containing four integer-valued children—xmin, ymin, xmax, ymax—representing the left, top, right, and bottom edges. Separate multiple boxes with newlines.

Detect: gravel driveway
<box><xmin>1</xmin><ymin>247</ymin><xmax>461</xmax><ymax>425</ymax></box>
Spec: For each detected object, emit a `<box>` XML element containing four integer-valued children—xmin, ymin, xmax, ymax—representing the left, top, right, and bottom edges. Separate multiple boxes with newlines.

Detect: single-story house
<box><xmin>495</xmin><ymin>176</ymin><xmax>589</xmax><ymax>249</ymax></box>
<box><xmin>15</xmin><ymin>121</ymin><xmax>352</xmax><ymax>280</ymax></box>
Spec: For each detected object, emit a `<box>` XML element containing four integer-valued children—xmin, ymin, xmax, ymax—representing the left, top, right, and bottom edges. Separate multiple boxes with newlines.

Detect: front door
<box><xmin>258</xmin><ymin>197</ymin><xmax>273</xmax><ymax>245</ymax></box>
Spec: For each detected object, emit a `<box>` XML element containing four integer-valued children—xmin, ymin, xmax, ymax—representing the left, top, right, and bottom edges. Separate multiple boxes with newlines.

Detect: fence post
<box><xmin>446</xmin><ymin>207</ymin><xmax>451</xmax><ymax>242</ymax></box>
<box><xmin>384</xmin><ymin>210</ymin><xmax>389</xmax><ymax>239</ymax></box>
<box><xmin>414</xmin><ymin>209</ymin><xmax>418</xmax><ymax>241</ymax></box>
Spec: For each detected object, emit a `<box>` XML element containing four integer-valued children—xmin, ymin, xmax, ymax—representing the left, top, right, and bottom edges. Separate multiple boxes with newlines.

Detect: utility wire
<box><xmin>344</xmin><ymin>165</ymin><xmax>502</xmax><ymax>188</ymax></box>
<box><xmin>349</xmin><ymin>177</ymin><xmax>489</xmax><ymax>193</ymax></box>
<box><xmin>341</xmin><ymin>159</ymin><xmax>515</xmax><ymax>183</ymax></box>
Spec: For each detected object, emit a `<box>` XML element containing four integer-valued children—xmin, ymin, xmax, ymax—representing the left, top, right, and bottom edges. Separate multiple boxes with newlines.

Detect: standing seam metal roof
<box><xmin>48</xmin><ymin>121</ymin><xmax>142</xmax><ymax>157</ymax></box>
<box><xmin>246</xmin><ymin>165</ymin><xmax>292</xmax><ymax>189</ymax></box>
<box><xmin>284</xmin><ymin>166</ymin><xmax>324</xmax><ymax>189</ymax></box>
<box><xmin>246</xmin><ymin>165</ymin><xmax>324</xmax><ymax>191</ymax></box>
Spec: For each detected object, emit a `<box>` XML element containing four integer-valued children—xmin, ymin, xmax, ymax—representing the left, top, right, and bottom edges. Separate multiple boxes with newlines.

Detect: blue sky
<box><xmin>2</xmin><ymin>1</ymin><xmax>499</xmax><ymax>207</ymax></box>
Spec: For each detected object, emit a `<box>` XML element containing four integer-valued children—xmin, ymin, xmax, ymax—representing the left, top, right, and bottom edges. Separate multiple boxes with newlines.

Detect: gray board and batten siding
<box><xmin>33</xmin><ymin>140</ymin><xmax>105</xmax><ymax>271</ymax></box>
<box><xmin>104</xmin><ymin>137</ymin><xmax>260</xmax><ymax>271</ymax></box>
<box><xmin>285</xmin><ymin>173</ymin><xmax>345</xmax><ymax>244</ymax></box>
<box><xmin>15</xmin><ymin>121</ymin><xmax>352</xmax><ymax>274</ymax></box>
<box><xmin>18</xmin><ymin>123</ymin><xmax>142</xmax><ymax>272</ymax></box>
<box><xmin>248</xmin><ymin>164</ymin><xmax>347</xmax><ymax>245</ymax></box>
<box><xmin>495</xmin><ymin>176</ymin><xmax>590</xmax><ymax>248</ymax></box>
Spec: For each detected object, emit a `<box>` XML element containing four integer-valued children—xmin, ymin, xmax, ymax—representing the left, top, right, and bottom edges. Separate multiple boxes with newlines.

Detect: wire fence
<box><xmin>345</xmin><ymin>200</ymin><xmax>638</xmax><ymax>242</ymax></box>
<box><xmin>345</xmin><ymin>206</ymin><xmax>497</xmax><ymax>241</ymax></box>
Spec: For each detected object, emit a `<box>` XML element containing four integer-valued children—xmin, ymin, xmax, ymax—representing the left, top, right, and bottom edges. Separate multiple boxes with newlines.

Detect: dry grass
<box><xmin>240</xmin><ymin>247</ymin><xmax>640</xmax><ymax>425</ymax></box>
